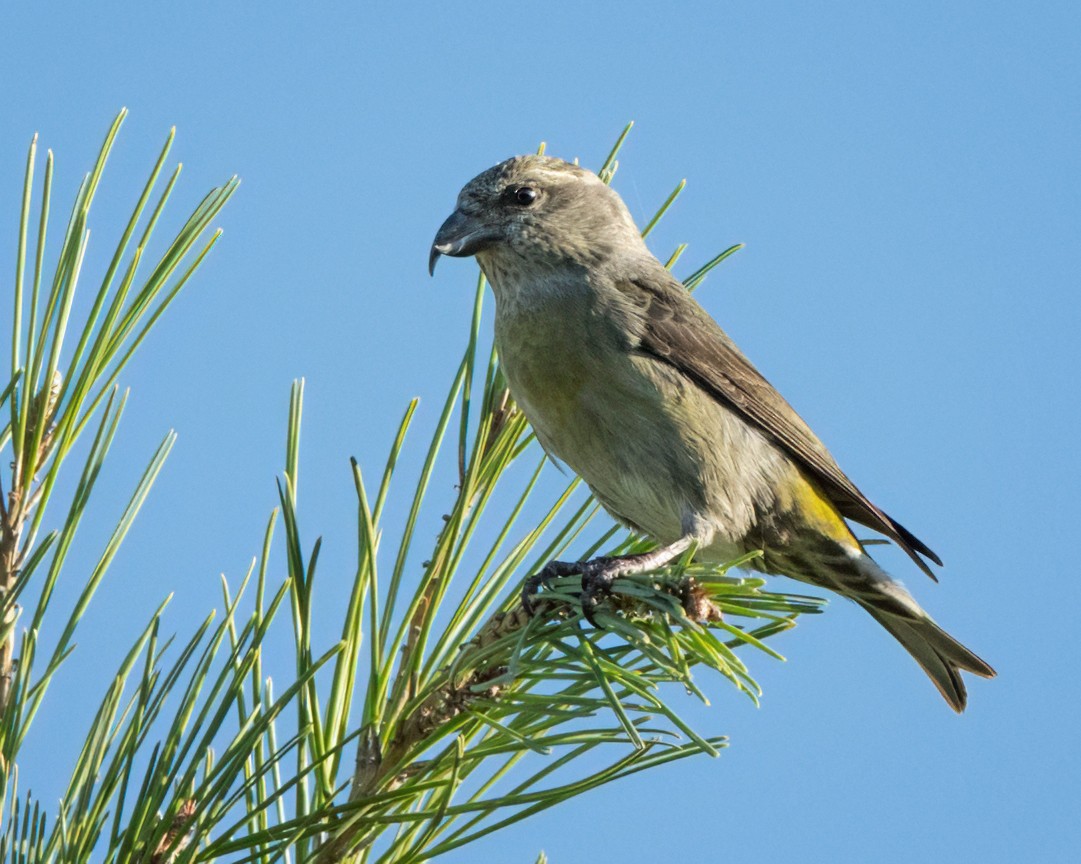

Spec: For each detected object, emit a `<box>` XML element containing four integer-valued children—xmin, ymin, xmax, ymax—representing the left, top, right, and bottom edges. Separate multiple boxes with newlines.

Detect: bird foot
<box><xmin>521</xmin><ymin>559</ymin><xmax>580</xmax><ymax>616</ymax></box>
<box><xmin>579</xmin><ymin>557</ymin><xmax>623</xmax><ymax>626</ymax></box>
<box><xmin>522</xmin><ymin>556</ymin><xmax>624</xmax><ymax>626</ymax></box>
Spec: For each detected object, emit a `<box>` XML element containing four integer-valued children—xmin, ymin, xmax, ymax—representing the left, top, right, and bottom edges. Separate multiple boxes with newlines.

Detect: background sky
<box><xmin>1</xmin><ymin>2</ymin><xmax>1079</xmax><ymax>861</ymax></box>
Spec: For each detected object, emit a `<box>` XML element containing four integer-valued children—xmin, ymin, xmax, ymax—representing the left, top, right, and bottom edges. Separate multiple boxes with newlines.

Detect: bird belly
<box><xmin>496</xmin><ymin>306</ymin><xmax>785</xmax><ymax>553</ymax></box>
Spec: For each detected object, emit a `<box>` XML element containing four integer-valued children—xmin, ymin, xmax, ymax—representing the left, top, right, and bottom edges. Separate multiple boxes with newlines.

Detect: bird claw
<box><xmin>521</xmin><ymin>559</ymin><xmax>580</xmax><ymax>616</ymax></box>
<box><xmin>520</xmin><ymin>573</ymin><xmax>548</xmax><ymax>616</ymax></box>
<box><xmin>523</xmin><ymin>557</ymin><xmax>626</xmax><ymax>627</ymax></box>
<box><xmin>522</xmin><ymin>557</ymin><xmax>622</xmax><ymax>625</ymax></box>
<box><xmin>579</xmin><ymin>558</ymin><xmax>620</xmax><ymax>627</ymax></box>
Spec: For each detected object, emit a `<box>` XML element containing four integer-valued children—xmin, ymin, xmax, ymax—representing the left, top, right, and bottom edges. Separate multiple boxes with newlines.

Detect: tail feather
<box><xmin>861</xmin><ymin>604</ymin><xmax>996</xmax><ymax>713</ymax></box>
<box><xmin>761</xmin><ymin>542</ymin><xmax>995</xmax><ymax>711</ymax></box>
<box><xmin>802</xmin><ymin>550</ymin><xmax>996</xmax><ymax>712</ymax></box>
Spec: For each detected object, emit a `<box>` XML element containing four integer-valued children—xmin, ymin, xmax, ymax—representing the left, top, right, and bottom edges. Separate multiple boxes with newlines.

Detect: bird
<box><xmin>428</xmin><ymin>153</ymin><xmax>995</xmax><ymax>711</ymax></box>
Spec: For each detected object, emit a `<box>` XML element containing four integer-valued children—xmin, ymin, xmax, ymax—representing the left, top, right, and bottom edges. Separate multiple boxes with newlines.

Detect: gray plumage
<box><xmin>429</xmin><ymin>154</ymin><xmax>994</xmax><ymax>711</ymax></box>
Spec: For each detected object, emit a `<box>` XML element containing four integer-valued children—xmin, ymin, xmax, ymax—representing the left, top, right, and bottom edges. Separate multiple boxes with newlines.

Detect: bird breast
<box><xmin>490</xmin><ymin>275</ymin><xmax>775</xmax><ymax>549</ymax></box>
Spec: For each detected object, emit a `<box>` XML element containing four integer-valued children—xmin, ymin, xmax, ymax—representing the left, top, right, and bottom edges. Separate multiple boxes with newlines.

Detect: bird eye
<box><xmin>513</xmin><ymin>186</ymin><xmax>537</xmax><ymax>206</ymax></box>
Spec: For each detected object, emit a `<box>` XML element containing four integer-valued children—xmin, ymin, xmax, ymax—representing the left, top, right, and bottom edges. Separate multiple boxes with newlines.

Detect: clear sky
<box><xmin>2</xmin><ymin>2</ymin><xmax>1078</xmax><ymax>861</ymax></box>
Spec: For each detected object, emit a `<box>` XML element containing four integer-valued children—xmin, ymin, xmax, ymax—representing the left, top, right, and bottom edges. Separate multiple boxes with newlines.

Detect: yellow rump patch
<box><xmin>779</xmin><ymin>473</ymin><xmax>861</xmax><ymax>550</ymax></box>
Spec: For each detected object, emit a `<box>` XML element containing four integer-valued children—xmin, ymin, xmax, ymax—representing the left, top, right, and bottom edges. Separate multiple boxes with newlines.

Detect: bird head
<box><xmin>428</xmin><ymin>155</ymin><xmax>645</xmax><ymax>278</ymax></box>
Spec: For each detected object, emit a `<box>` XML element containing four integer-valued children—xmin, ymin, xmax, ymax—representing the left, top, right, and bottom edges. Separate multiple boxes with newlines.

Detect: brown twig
<box><xmin>314</xmin><ymin>576</ymin><xmax>727</xmax><ymax>864</ymax></box>
<box><xmin>0</xmin><ymin>490</ymin><xmax>26</xmax><ymax>716</ymax></box>
<box><xmin>0</xmin><ymin>370</ymin><xmax>63</xmax><ymax>717</ymax></box>
<box><xmin>327</xmin><ymin>575</ymin><xmax>712</xmax><ymax>861</ymax></box>
<box><xmin>149</xmin><ymin>799</ymin><xmax>197</xmax><ymax>864</ymax></box>
<box><xmin>316</xmin><ymin>599</ymin><xmax>556</xmax><ymax>864</ymax></box>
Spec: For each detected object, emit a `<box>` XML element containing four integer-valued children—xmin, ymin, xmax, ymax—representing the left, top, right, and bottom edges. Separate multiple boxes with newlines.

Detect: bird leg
<box><xmin>523</xmin><ymin>535</ymin><xmax>697</xmax><ymax>626</ymax></box>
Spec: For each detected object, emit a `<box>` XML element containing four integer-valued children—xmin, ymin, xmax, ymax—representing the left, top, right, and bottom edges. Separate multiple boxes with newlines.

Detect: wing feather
<box><xmin>621</xmin><ymin>272</ymin><xmax>941</xmax><ymax>578</ymax></box>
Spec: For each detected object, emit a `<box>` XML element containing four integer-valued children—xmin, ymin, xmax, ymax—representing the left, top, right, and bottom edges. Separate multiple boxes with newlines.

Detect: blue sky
<box><xmin>1</xmin><ymin>2</ymin><xmax>1078</xmax><ymax>861</ymax></box>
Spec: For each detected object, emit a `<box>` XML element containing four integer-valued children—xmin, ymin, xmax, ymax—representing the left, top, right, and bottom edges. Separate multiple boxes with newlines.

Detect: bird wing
<box><xmin>621</xmin><ymin>272</ymin><xmax>942</xmax><ymax>578</ymax></box>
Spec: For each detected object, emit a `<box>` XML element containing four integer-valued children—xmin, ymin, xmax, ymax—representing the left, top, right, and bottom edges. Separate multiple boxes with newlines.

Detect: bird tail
<box><xmin>838</xmin><ymin>554</ymin><xmax>995</xmax><ymax>712</ymax></box>
<box><xmin>760</xmin><ymin>541</ymin><xmax>996</xmax><ymax>711</ymax></box>
<box><xmin>860</xmin><ymin>602</ymin><xmax>996</xmax><ymax>713</ymax></box>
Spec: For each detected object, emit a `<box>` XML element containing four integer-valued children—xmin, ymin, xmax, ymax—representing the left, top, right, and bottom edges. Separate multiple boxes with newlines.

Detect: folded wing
<box><xmin>621</xmin><ymin>271</ymin><xmax>942</xmax><ymax>579</ymax></box>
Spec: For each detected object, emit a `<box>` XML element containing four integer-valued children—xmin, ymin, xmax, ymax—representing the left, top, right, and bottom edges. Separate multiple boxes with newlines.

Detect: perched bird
<box><xmin>429</xmin><ymin>154</ymin><xmax>995</xmax><ymax>711</ymax></box>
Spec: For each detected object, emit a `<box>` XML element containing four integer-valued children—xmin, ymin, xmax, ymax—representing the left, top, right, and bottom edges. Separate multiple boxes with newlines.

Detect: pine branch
<box><xmin>0</xmin><ymin>119</ymin><xmax>826</xmax><ymax>864</ymax></box>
